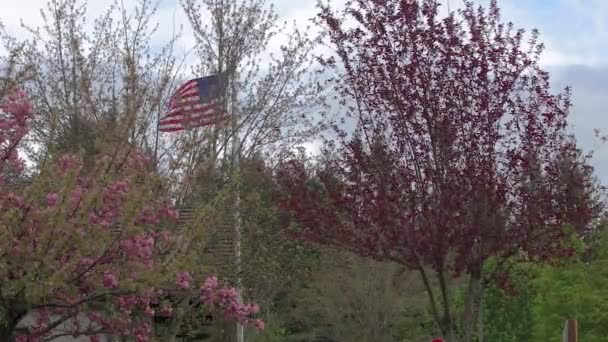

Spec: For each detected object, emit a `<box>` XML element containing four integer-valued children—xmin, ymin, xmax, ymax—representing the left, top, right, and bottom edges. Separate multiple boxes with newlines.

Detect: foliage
<box><xmin>478</xmin><ymin>280</ymin><xmax>535</xmax><ymax>342</ymax></box>
<box><xmin>239</xmin><ymin>157</ymin><xmax>317</xmax><ymax>306</ymax></box>
<box><xmin>278</xmin><ymin>0</ymin><xmax>602</xmax><ymax>340</ymax></box>
<box><xmin>531</xmin><ymin>229</ymin><xmax>608</xmax><ymax>341</ymax></box>
<box><xmin>300</xmin><ymin>249</ymin><xmax>415</xmax><ymax>342</ymax></box>
<box><xmin>451</xmin><ymin>262</ymin><xmax>538</xmax><ymax>342</ymax></box>
<box><xmin>447</xmin><ymin>230</ymin><xmax>608</xmax><ymax>342</ymax></box>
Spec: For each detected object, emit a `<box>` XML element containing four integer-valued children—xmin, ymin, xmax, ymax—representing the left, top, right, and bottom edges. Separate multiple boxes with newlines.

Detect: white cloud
<box><xmin>301</xmin><ymin>138</ymin><xmax>323</xmax><ymax>157</ymax></box>
<box><xmin>498</xmin><ymin>0</ymin><xmax>607</xmax><ymax>67</ymax></box>
<box><xmin>540</xmin><ymin>42</ymin><xmax>603</xmax><ymax>67</ymax></box>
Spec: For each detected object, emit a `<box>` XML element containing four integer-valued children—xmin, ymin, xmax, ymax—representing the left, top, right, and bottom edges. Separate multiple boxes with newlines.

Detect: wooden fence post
<box><xmin>563</xmin><ymin>319</ymin><xmax>578</xmax><ymax>342</ymax></box>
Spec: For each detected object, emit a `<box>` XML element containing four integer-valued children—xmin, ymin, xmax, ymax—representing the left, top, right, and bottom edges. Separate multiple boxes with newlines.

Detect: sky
<box><xmin>2</xmin><ymin>0</ymin><xmax>607</xmax><ymax>182</ymax></box>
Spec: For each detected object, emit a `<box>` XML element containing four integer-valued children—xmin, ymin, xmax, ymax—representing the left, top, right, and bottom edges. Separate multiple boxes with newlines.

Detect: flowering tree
<box><xmin>0</xmin><ymin>90</ymin><xmax>262</xmax><ymax>341</ymax></box>
<box><xmin>277</xmin><ymin>1</ymin><xmax>602</xmax><ymax>341</ymax></box>
<box><xmin>0</xmin><ymin>90</ymin><xmax>30</xmax><ymax>182</ymax></box>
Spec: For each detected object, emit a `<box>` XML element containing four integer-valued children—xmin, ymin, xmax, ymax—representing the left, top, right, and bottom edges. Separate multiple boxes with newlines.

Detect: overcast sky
<box><xmin>2</xmin><ymin>0</ymin><xmax>607</xmax><ymax>182</ymax></box>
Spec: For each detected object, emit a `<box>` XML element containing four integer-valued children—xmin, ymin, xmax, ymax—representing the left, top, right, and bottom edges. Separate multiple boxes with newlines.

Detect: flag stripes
<box><xmin>159</xmin><ymin>74</ymin><xmax>228</xmax><ymax>133</ymax></box>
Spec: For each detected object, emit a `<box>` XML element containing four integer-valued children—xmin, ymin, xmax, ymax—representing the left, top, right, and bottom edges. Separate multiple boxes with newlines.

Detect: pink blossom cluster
<box><xmin>115</xmin><ymin>294</ymin><xmax>155</xmax><ymax>317</ymax></box>
<box><xmin>136</xmin><ymin>201</ymin><xmax>179</xmax><ymax>225</ymax></box>
<box><xmin>133</xmin><ymin>322</ymin><xmax>152</xmax><ymax>342</ymax></box>
<box><xmin>125</xmin><ymin>150</ymin><xmax>150</xmax><ymax>170</ymax></box>
<box><xmin>46</xmin><ymin>192</ymin><xmax>59</xmax><ymax>206</ymax></box>
<box><xmin>103</xmin><ymin>270</ymin><xmax>119</xmax><ymax>289</ymax></box>
<box><xmin>0</xmin><ymin>89</ymin><xmax>31</xmax><ymax>183</ymax></box>
<box><xmin>120</xmin><ymin>233</ymin><xmax>156</xmax><ymax>261</ymax></box>
<box><xmin>200</xmin><ymin>276</ymin><xmax>265</xmax><ymax>331</ymax></box>
<box><xmin>92</xmin><ymin>180</ymin><xmax>130</xmax><ymax>227</ymax></box>
<box><xmin>58</xmin><ymin>154</ymin><xmax>83</xmax><ymax>174</ymax></box>
<box><xmin>176</xmin><ymin>271</ymin><xmax>192</xmax><ymax>289</ymax></box>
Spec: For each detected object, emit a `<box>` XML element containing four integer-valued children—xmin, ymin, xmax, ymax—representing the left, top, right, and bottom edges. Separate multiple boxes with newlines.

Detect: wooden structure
<box><xmin>563</xmin><ymin>319</ymin><xmax>578</xmax><ymax>342</ymax></box>
<box><xmin>177</xmin><ymin>206</ymin><xmax>236</xmax><ymax>275</ymax></box>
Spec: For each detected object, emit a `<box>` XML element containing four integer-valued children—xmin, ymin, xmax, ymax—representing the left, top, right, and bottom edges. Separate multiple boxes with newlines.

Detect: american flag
<box><xmin>159</xmin><ymin>74</ymin><xmax>228</xmax><ymax>133</ymax></box>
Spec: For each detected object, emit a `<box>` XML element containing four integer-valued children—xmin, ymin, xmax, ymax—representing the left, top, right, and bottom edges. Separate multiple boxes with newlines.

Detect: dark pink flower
<box><xmin>176</xmin><ymin>271</ymin><xmax>192</xmax><ymax>289</ymax></box>
<box><xmin>253</xmin><ymin>319</ymin><xmax>265</xmax><ymax>331</ymax></box>
<box><xmin>103</xmin><ymin>270</ymin><xmax>119</xmax><ymax>289</ymax></box>
<box><xmin>46</xmin><ymin>192</ymin><xmax>59</xmax><ymax>206</ymax></box>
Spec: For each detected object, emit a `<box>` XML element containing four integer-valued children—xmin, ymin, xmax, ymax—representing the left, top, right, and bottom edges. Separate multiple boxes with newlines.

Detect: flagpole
<box><xmin>230</xmin><ymin>70</ymin><xmax>244</xmax><ymax>342</ymax></box>
<box><xmin>153</xmin><ymin>91</ymin><xmax>162</xmax><ymax>169</ymax></box>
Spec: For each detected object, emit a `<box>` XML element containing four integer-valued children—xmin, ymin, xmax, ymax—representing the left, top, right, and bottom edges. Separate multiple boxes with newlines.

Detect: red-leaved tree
<box><xmin>0</xmin><ymin>89</ymin><xmax>263</xmax><ymax>341</ymax></box>
<box><xmin>277</xmin><ymin>1</ymin><xmax>602</xmax><ymax>341</ymax></box>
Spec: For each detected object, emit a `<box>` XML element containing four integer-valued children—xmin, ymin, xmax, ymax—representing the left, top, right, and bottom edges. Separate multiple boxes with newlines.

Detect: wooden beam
<box><xmin>563</xmin><ymin>319</ymin><xmax>578</xmax><ymax>342</ymax></box>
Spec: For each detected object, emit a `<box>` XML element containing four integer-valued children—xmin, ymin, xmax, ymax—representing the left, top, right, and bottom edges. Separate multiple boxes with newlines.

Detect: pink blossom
<box><xmin>15</xmin><ymin>335</ymin><xmax>29</xmax><ymax>342</ymax></box>
<box><xmin>108</xmin><ymin>180</ymin><xmax>129</xmax><ymax>195</ymax></box>
<box><xmin>121</xmin><ymin>234</ymin><xmax>155</xmax><ymax>260</ymax></box>
<box><xmin>46</xmin><ymin>192</ymin><xmax>59</xmax><ymax>206</ymax></box>
<box><xmin>144</xmin><ymin>305</ymin><xmax>155</xmax><ymax>317</ymax></box>
<box><xmin>16</xmin><ymin>334</ymin><xmax>40</xmax><ymax>342</ymax></box>
<box><xmin>6</xmin><ymin>192</ymin><xmax>24</xmax><ymax>207</ymax></box>
<box><xmin>69</xmin><ymin>187</ymin><xmax>83</xmax><ymax>206</ymax></box>
<box><xmin>253</xmin><ymin>319</ymin><xmax>265</xmax><ymax>331</ymax></box>
<box><xmin>126</xmin><ymin>151</ymin><xmax>150</xmax><ymax>169</ymax></box>
<box><xmin>98</xmin><ymin>218</ymin><xmax>112</xmax><ymax>230</ymax></box>
<box><xmin>176</xmin><ymin>271</ymin><xmax>192</xmax><ymax>289</ymax></box>
<box><xmin>157</xmin><ymin>304</ymin><xmax>173</xmax><ymax>317</ymax></box>
<box><xmin>71</xmin><ymin>316</ymin><xmax>81</xmax><ymax>334</ymax></box>
<box><xmin>161</xmin><ymin>206</ymin><xmax>179</xmax><ymax>221</ymax></box>
<box><xmin>136</xmin><ymin>207</ymin><xmax>161</xmax><ymax>225</ymax></box>
<box><xmin>0</xmin><ymin>89</ymin><xmax>30</xmax><ymax>179</ymax></box>
<box><xmin>58</xmin><ymin>154</ymin><xmax>82</xmax><ymax>173</ymax></box>
<box><xmin>90</xmin><ymin>336</ymin><xmax>101</xmax><ymax>342</ymax></box>
<box><xmin>133</xmin><ymin>322</ymin><xmax>151</xmax><ymax>342</ymax></box>
<box><xmin>35</xmin><ymin>308</ymin><xmax>50</xmax><ymax>329</ymax></box>
<box><xmin>58</xmin><ymin>254</ymin><xmax>70</xmax><ymax>267</ymax></box>
<box><xmin>103</xmin><ymin>271</ymin><xmax>119</xmax><ymax>289</ymax></box>
<box><xmin>79</xmin><ymin>257</ymin><xmax>95</xmax><ymax>267</ymax></box>
<box><xmin>156</xmin><ymin>230</ymin><xmax>170</xmax><ymax>242</ymax></box>
<box><xmin>88</xmin><ymin>212</ymin><xmax>100</xmax><ymax>224</ymax></box>
<box><xmin>86</xmin><ymin>311</ymin><xmax>104</xmax><ymax>324</ymax></box>
<box><xmin>200</xmin><ymin>276</ymin><xmax>263</xmax><ymax>329</ymax></box>
<box><xmin>116</xmin><ymin>295</ymin><xmax>139</xmax><ymax>313</ymax></box>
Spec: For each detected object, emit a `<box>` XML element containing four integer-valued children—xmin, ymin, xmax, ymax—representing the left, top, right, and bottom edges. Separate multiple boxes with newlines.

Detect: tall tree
<box><xmin>2</xmin><ymin>0</ymin><xmax>183</xmax><ymax>168</ymax></box>
<box><xmin>170</xmin><ymin>0</ymin><xmax>328</xmax><ymax>201</ymax></box>
<box><xmin>277</xmin><ymin>0</ymin><xmax>602</xmax><ymax>340</ymax></box>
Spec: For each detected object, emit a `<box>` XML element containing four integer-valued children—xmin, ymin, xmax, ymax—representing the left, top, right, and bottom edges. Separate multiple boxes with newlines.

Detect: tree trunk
<box><xmin>477</xmin><ymin>285</ymin><xmax>485</xmax><ymax>342</ymax></box>
<box><xmin>437</xmin><ymin>268</ymin><xmax>458</xmax><ymax>342</ymax></box>
<box><xmin>439</xmin><ymin>319</ymin><xmax>458</xmax><ymax>342</ymax></box>
<box><xmin>0</xmin><ymin>306</ymin><xmax>26</xmax><ymax>342</ymax></box>
<box><xmin>0</xmin><ymin>325</ymin><xmax>14</xmax><ymax>341</ymax></box>
<box><xmin>462</xmin><ymin>274</ymin><xmax>484</xmax><ymax>342</ymax></box>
